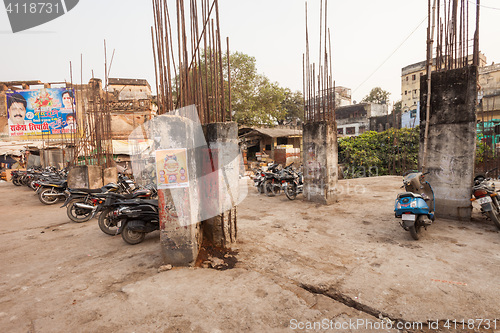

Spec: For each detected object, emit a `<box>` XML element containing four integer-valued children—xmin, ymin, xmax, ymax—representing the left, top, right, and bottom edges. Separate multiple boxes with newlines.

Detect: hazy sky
<box><xmin>1</xmin><ymin>0</ymin><xmax>500</xmax><ymax>104</ymax></box>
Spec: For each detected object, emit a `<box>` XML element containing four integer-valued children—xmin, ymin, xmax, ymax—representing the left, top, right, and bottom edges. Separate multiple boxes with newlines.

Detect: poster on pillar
<box><xmin>155</xmin><ymin>148</ymin><xmax>189</xmax><ymax>189</ymax></box>
<box><xmin>6</xmin><ymin>88</ymin><xmax>77</xmax><ymax>137</ymax></box>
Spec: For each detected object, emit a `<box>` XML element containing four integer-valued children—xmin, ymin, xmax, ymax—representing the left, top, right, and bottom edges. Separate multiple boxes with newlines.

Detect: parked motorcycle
<box><xmin>253</xmin><ymin>163</ymin><xmax>278</xmax><ymax>194</ymax></box>
<box><xmin>394</xmin><ymin>171</ymin><xmax>435</xmax><ymax>240</ymax></box>
<box><xmin>471</xmin><ymin>177</ymin><xmax>500</xmax><ymax>230</ymax></box>
<box><xmin>264</xmin><ymin>163</ymin><xmax>295</xmax><ymax>197</ymax></box>
<box><xmin>37</xmin><ymin>180</ymin><xmax>68</xmax><ymax>205</ymax></box>
<box><xmin>113</xmin><ymin>199</ymin><xmax>159</xmax><ymax>245</ymax></box>
<box><xmin>97</xmin><ymin>188</ymin><xmax>157</xmax><ymax>235</ymax></box>
<box><xmin>61</xmin><ymin>183</ymin><xmax>123</xmax><ymax>223</ymax></box>
<box><xmin>11</xmin><ymin>170</ymin><xmax>23</xmax><ymax>186</ymax></box>
<box><xmin>284</xmin><ymin>168</ymin><xmax>304</xmax><ymax>200</ymax></box>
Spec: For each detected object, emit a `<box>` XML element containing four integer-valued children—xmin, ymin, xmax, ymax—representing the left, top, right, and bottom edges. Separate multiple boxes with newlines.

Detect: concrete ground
<box><xmin>0</xmin><ymin>176</ymin><xmax>499</xmax><ymax>332</ymax></box>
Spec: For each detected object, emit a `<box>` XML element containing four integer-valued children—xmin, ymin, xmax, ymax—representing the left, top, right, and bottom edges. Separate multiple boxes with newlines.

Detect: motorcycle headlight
<box><xmin>410</xmin><ymin>201</ymin><xmax>417</xmax><ymax>208</ymax></box>
<box><xmin>396</xmin><ymin>202</ymin><xmax>401</xmax><ymax>210</ymax></box>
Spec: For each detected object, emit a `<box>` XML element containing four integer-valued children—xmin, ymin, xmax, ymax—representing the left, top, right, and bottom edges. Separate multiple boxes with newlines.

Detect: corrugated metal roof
<box><xmin>240</xmin><ymin>127</ymin><xmax>302</xmax><ymax>138</ymax></box>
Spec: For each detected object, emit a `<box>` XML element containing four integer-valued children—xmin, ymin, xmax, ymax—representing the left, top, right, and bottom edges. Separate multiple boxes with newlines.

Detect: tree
<box><xmin>361</xmin><ymin>87</ymin><xmax>391</xmax><ymax>104</ymax></box>
<box><xmin>280</xmin><ymin>89</ymin><xmax>304</xmax><ymax>124</ymax></box>
<box><xmin>393</xmin><ymin>100</ymin><xmax>402</xmax><ymax>114</ymax></box>
<box><xmin>173</xmin><ymin>50</ymin><xmax>292</xmax><ymax>126</ymax></box>
<box><xmin>222</xmin><ymin>51</ymin><xmax>288</xmax><ymax>126</ymax></box>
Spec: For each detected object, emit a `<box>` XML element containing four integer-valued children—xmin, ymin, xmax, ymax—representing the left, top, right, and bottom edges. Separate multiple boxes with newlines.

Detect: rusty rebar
<box><xmin>151</xmin><ymin>0</ymin><xmax>229</xmax><ymax>124</ymax></box>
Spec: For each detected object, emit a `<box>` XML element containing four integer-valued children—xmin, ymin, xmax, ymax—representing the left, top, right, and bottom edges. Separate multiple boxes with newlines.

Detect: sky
<box><xmin>1</xmin><ymin>0</ymin><xmax>500</xmax><ymax>105</ymax></box>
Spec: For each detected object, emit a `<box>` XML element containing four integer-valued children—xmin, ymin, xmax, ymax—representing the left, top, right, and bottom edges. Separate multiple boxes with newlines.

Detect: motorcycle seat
<box><xmin>72</xmin><ymin>188</ymin><xmax>103</xmax><ymax>193</ymax></box>
<box><xmin>48</xmin><ymin>180</ymin><xmax>66</xmax><ymax>186</ymax></box>
<box><xmin>397</xmin><ymin>192</ymin><xmax>424</xmax><ymax>199</ymax></box>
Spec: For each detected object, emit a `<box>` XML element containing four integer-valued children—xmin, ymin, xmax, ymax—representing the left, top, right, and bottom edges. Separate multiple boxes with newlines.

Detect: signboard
<box><xmin>6</xmin><ymin>88</ymin><xmax>76</xmax><ymax>137</ymax></box>
<box><xmin>155</xmin><ymin>148</ymin><xmax>189</xmax><ymax>189</ymax></box>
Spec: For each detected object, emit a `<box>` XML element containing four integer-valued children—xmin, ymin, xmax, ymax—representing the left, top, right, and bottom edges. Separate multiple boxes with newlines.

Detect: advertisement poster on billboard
<box><xmin>155</xmin><ymin>148</ymin><xmax>189</xmax><ymax>189</ymax></box>
<box><xmin>6</xmin><ymin>88</ymin><xmax>77</xmax><ymax>137</ymax></box>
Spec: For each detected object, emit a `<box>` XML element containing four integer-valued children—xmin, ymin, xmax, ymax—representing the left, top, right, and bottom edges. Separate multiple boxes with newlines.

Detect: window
<box><xmin>359</xmin><ymin>126</ymin><xmax>366</xmax><ymax>134</ymax></box>
<box><xmin>406</xmin><ymin>76</ymin><xmax>409</xmax><ymax>81</ymax></box>
<box><xmin>405</xmin><ymin>91</ymin><xmax>407</xmax><ymax>95</ymax></box>
<box><xmin>338</xmin><ymin>128</ymin><xmax>344</xmax><ymax>135</ymax></box>
<box><xmin>413</xmin><ymin>89</ymin><xmax>417</xmax><ymax>95</ymax></box>
<box><xmin>346</xmin><ymin>127</ymin><xmax>355</xmax><ymax>135</ymax></box>
<box><xmin>410</xmin><ymin>110</ymin><xmax>417</xmax><ymax>118</ymax></box>
<box><xmin>412</xmin><ymin>74</ymin><xmax>416</xmax><ymax>80</ymax></box>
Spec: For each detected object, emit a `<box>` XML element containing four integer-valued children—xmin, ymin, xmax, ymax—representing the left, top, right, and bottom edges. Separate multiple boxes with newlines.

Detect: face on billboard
<box><xmin>8</xmin><ymin>101</ymin><xmax>27</xmax><ymax>125</ymax></box>
<box><xmin>62</xmin><ymin>92</ymin><xmax>74</xmax><ymax>109</ymax></box>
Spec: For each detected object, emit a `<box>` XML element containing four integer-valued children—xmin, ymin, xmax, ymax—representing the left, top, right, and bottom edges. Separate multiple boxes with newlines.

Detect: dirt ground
<box><xmin>1</xmin><ymin>176</ymin><xmax>499</xmax><ymax>333</ymax></box>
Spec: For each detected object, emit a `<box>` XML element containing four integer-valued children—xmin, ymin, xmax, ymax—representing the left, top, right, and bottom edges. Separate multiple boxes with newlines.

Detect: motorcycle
<box><xmin>284</xmin><ymin>168</ymin><xmax>304</xmax><ymax>200</ymax></box>
<box><xmin>471</xmin><ymin>177</ymin><xmax>500</xmax><ymax>230</ymax></box>
<box><xmin>36</xmin><ymin>180</ymin><xmax>68</xmax><ymax>205</ymax></box>
<box><xmin>253</xmin><ymin>163</ymin><xmax>278</xmax><ymax>194</ymax></box>
<box><xmin>113</xmin><ymin>199</ymin><xmax>159</xmax><ymax>245</ymax></box>
<box><xmin>60</xmin><ymin>175</ymin><xmax>140</xmax><ymax>223</ymax></box>
<box><xmin>61</xmin><ymin>183</ymin><xmax>123</xmax><ymax>223</ymax></box>
<box><xmin>394</xmin><ymin>171</ymin><xmax>435</xmax><ymax>240</ymax></box>
<box><xmin>97</xmin><ymin>187</ymin><xmax>157</xmax><ymax>235</ymax></box>
<box><xmin>264</xmin><ymin>163</ymin><xmax>295</xmax><ymax>197</ymax></box>
<box><xmin>11</xmin><ymin>170</ymin><xmax>23</xmax><ymax>186</ymax></box>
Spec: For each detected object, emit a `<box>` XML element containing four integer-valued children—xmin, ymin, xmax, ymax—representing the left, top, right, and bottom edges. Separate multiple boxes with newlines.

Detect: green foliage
<box><xmin>361</xmin><ymin>87</ymin><xmax>391</xmax><ymax>104</ymax></box>
<box><xmin>475</xmin><ymin>139</ymin><xmax>494</xmax><ymax>164</ymax></box>
<box><xmin>172</xmin><ymin>50</ymin><xmax>298</xmax><ymax>126</ymax></box>
<box><xmin>393</xmin><ymin>100</ymin><xmax>402</xmax><ymax>114</ymax></box>
<box><xmin>222</xmin><ymin>51</ymin><xmax>291</xmax><ymax>126</ymax></box>
<box><xmin>338</xmin><ymin>127</ymin><xmax>419</xmax><ymax>178</ymax></box>
<box><xmin>281</xmin><ymin>89</ymin><xmax>304</xmax><ymax>123</ymax></box>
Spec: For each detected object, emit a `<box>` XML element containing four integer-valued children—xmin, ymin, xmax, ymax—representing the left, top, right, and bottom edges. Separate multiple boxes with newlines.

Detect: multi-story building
<box><xmin>478</xmin><ymin>62</ymin><xmax>500</xmax><ymax>120</ymax></box>
<box><xmin>336</xmin><ymin>103</ymin><xmax>390</xmax><ymax>136</ymax></box>
<box><xmin>400</xmin><ymin>53</ymin><xmax>487</xmax><ymax>126</ymax></box>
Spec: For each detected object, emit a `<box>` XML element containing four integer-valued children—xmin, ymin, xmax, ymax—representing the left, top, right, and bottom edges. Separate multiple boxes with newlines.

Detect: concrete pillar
<box><xmin>201</xmin><ymin>122</ymin><xmax>239</xmax><ymax>248</ymax></box>
<box><xmin>103</xmin><ymin>167</ymin><xmax>118</xmax><ymax>185</ymax></box>
<box><xmin>153</xmin><ymin>115</ymin><xmax>203</xmax><ymax>266</ymax></box>
<box><xmin>302</xmin><ymin>121</ymin><xmax>338</xmax><ymax>205</ymax></box>
<box><xmin>420</xmin><ymin>66</ymin><xmax>477</xmax><ymax>220</ymax></box>
<box><xmin>67</xmin><ymin>165</ymin><xmax>104</xmax><ymax>189</ymax></box>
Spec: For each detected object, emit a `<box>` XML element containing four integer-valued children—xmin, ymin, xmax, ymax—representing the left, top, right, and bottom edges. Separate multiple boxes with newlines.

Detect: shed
<box><xmin>238</xmin><ymin>127</ymin><xmax>302</xmax><ymax>163</ymax></box>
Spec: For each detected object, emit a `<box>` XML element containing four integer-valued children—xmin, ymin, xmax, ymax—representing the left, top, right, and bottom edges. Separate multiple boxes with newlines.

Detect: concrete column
<box><xmin>302</xmin><ymin>121</ymin><xmax>338</xmax><ymax>205</ymax></box>
<box><xmin>201</xmin><ymin>122</ymin><xmax>239</xmax><ymax>248</ymax></box>
<box><xmin>67</xmin><ymin>165</ymin><xmax>103</xmax><ymax>189</ymax></box>
<box><xmin>153</xmin><ymin>115</ymin><xmax>202</xmax><ymax>266</ymax></box>
<box><xmin>420</xmin><ymin>66</ymin><xmax>477</xmax><ymax>220</ymax></box>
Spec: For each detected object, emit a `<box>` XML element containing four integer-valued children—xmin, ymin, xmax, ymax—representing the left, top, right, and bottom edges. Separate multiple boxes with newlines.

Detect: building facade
<box><xmin>336</xmin><ymin>103</ymin><xmax>390</xmax><ymax>136</ymax></box>
<box><xmin>401</xmin><ymin>53</ymin><xmax>487</xmax><ymax>123</ymax></box>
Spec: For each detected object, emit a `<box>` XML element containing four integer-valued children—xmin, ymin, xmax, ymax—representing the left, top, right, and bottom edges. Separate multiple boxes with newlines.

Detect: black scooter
<box><xmin>113</xmin><ymin>199</ymin><xmax>159</xmax><ymax>245</ymax></box>
<box><xmin>97</xmin><ymin>188</ymin><xmax>156</xmax><ymax>235</ymax></box>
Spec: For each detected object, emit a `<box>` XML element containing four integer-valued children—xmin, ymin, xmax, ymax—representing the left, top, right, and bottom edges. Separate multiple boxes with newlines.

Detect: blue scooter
<box><xmin>394</xmin><ymin>171</ymin><xmax>435</xmax><ymax>240</ymax></box>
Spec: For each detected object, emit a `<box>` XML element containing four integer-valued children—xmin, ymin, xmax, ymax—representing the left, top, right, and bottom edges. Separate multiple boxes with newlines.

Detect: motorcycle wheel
<box><xmin>257</xmin><ymin>182</ymin><xmax>264</xmax><ymax>194</ymax></box>
<box><xmin>409</xmin><ymin>225</ymin><xmax>420</xmax><ymax>240</ymax></box>
<box><xmin>67</xmin><ymin>199</ymin><xmax>93</xmax><ymax>223</ymax></box>
<box><xmin>12</xmin><ymin>178</ymin><xmax>21</xmax><ymax>186</ymax></box>
<box><xmin>98</xmin><ymin>208</ymin><xmax>121</xmax><ymax>235</ymax></box>
<box><xmin>29</xmin><ymin>180</ymin><xmax>37</xmax><ymax>191</ymax></box>
<box><xmin>121</xmin><ymin>223</ymin><xmax>146</xmax><ymax>245</ymax></box>
<box><xmin>409</xmin><ymin>217</ymin><xmax>425</xmax><ymax>240</ymax></box>
<box><xmin>285</xmin><ymin>183</ymin><xmax>297</xmax><ymax>200</ymax></box>
<box><xmin>487</xmin><ymin>208</ymin><xmax>500</xmax><ymax>230</ymax></box>
<box><xmin>38</xmin><ymin>188</ymin><xmax>59</xmax><ymax>205</ymax></box>
<box><xmin>264</xmin><ymin>179</ymin><xmax>277</xmax><ymax>197</ymax></box>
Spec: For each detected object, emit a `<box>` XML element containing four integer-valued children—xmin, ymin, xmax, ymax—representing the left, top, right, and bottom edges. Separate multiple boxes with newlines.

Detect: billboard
<box><xmin>6</xmin><ymin>88</ymin><xmax>77</xmax><ymax>137</ymax></box>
